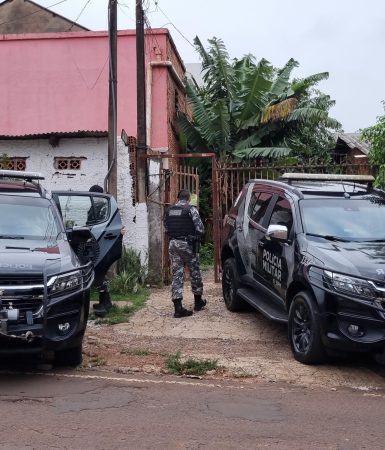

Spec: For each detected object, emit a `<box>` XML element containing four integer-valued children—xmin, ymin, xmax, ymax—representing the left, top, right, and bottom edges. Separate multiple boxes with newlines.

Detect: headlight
<box><xmin>48</xmin><ymin>270</ymin><xmax>83</xmax><ymax>296</ymax></box>
<box><xmin>323</xmin><ymin>270</ymin><xmax>375</xmax><ymax>298</ymax></box>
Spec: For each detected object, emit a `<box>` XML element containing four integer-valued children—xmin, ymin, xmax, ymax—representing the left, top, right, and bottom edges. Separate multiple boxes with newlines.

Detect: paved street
<box><xmin>1</xmin><ymin>370</ymin><xmax>385</xmax><ymax>449</ymax></box>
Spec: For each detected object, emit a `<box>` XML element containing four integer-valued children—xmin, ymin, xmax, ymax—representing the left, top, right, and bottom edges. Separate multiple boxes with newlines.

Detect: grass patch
<box><xmin>166</xmin><ymin>351</ymin><xmax>218</xmax><ymax>376</ymax></box>
<box><xmin>120</xmin><ymin>348</ymin><xmax>152</xmax><ymax>356</ymax></box>
<box><xmin>93</xmin><ymin>286</ymin><xmax>149</xmax><ymax>325</ymax></box>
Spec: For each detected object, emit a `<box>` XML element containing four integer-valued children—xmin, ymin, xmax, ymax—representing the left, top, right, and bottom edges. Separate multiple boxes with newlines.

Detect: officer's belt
<box><xmin>171</xmin><ymin>236</ymin><xmax>189</xmax><ymax>242</ymax></box>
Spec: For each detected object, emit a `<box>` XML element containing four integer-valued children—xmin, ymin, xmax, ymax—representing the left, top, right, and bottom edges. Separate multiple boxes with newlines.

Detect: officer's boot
<box><xmin>173</xmin><ymin>298</ymin><xmax>193</xmax><ymax>318</ymax></box>
<box><xmin>94</xmin><ymin>290</ymin><xmax>113</xmax><ymax>317</ymax></box>
<box><xmin>193</xmin><ymin>294</ymin><xmax>207</xmax><ymax>311</ymax></box>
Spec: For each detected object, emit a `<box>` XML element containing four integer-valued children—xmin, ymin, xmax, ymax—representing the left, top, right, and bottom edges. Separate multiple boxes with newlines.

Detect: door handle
<box><xmin>104</xmin><ymin>233</ymin><xmax>117</xmax><ymax>240</ymax></box>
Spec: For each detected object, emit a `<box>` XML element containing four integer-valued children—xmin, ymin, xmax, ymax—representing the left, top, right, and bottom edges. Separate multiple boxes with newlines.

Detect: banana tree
<box><xmin>178</xmin><ymin>37</ymin><xmax>340</xmax><ymax>161</ymax></box>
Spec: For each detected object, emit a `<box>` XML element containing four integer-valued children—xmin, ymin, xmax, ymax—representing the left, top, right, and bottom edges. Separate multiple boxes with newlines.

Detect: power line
<box><xmin>117</xmin><ymin>2</ymin><xmax>135</xmax><ymax>23</ymax></box>
<box><xmin>150</xmin><ymin>0</ymin><xmax>195</xmax><ymax>49</ymax></box>
<box><xmin>0</xmin><ymin>0</ymin><xmax>70</xmax><ymax>27</ymax></box>
<box><xmin>68</xmin><ymin>0</ymin><xmax>93</xmax><ymax>30</ymax></box>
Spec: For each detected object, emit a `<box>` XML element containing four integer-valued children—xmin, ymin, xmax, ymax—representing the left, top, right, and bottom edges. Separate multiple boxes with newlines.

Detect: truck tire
<box><xmin>222</xmin><ymin>257</ymin><xmax>244</xmax><ymax>312</ymax></box>
<box><xmin>288</xmin><ymin>291</ymin><xmax>326</xmax><ymax>364</ymax></box>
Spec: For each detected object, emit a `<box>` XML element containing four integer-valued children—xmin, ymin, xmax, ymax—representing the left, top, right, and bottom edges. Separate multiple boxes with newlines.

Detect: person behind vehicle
<box><xmin>164</xmin><ymin>189</ymin><xmax>207</xmax><ymax>318</ymax></box>
<box><xmin>88</xmin><ymin>184</ymin><xmax>113</xmax><ymax>317</ymax></box>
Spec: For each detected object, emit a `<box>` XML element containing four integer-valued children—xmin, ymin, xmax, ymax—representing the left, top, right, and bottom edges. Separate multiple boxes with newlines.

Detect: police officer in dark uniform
<box><xmin>164</xmin><ymin>189</ymin><xmax>207</xmax><ymax>318</ymax></box>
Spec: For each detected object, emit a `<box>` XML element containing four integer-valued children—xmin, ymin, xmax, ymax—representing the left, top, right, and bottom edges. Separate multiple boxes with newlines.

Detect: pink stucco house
<box><xmin>0</xmin><ymin>29</ymin><xmax>187</xmax><ymax>278</ymax></box>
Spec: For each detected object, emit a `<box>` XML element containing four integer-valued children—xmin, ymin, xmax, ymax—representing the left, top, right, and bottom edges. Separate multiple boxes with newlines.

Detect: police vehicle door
<box><xmin>246</xmin><ymin>189</ymin><xmax>274</xmax><ymax>284</ymax></box>
<box><xmin>256</xmin><ymin>195</ymin><xmax>294</xmax><ymax>300</ymax></box>
<box><xmin>52</xmin><ymin>191</ymin><xmax>123</xmax><ymax>278</ymax></box>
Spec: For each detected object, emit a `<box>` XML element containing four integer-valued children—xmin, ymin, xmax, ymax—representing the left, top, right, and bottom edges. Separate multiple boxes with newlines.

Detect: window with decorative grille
<box><xmin>0</xmin><ymin>158</ymin><xmax>27</xmax><ymax>171</ymax></box>
<box><xmin>54</xmin><ymin>157</ymin><xmax>83</xmax><ymax>170</ymax></box>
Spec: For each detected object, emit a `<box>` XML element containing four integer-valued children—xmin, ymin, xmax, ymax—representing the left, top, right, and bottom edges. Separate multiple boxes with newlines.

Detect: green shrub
<box><xmin>199</xmin><ymin>242</ymin><xmax>214</xmax><ymax>268</ymax></box>
<box><xmin>109</xmin><ymin>247</ymin><xmax>146</xmax><ymax>295</ymax></box>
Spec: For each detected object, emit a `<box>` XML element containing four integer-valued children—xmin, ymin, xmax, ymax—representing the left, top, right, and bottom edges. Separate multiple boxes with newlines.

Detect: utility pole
<box><xmin>136</xmin><ymin>0</ymin><xmax>147</xmax><ymax>202</ymax></box>
<box><xmin>105</xmin><ymin>0</ymin><xmax>118</xmax><ymax>196</ymax></box>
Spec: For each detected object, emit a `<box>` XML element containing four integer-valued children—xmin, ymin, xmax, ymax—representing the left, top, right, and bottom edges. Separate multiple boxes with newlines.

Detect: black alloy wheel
<box><xmin>288</xmin><ymin>291</ymin><xmax>326</xmax><ymax>364</ymax></box>
<box><xmin>222</xmin><ymin>258</ymin><xmax>244</xmax><ymax>312</ymax></box>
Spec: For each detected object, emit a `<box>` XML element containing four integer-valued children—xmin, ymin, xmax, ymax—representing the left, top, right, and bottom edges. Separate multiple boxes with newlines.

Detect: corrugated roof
<box><xmin>336</xmin><ymin>132</ymin><xmax>371</xmax><ymax>155</ymax></box>
<box><xmin>0</xmin><ymin>130</ymin><xmax>108</xmax><ymax>139</ymax></box>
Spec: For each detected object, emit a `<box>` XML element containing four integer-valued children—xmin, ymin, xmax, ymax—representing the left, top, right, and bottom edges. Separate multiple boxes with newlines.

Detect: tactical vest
<box><xmin>165</xmin><ymin>204</ymin><xmax>196</xmax><ymax>238</ymax></box>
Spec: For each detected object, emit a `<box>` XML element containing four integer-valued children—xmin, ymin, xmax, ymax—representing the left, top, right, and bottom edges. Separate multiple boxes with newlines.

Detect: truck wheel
<box><xmin>288</xmin><ymin>291</ymin><xmax>326</xmax><ymax>364</ymax></box>
<box><xmin>222</xmin><ymin>258</ymin><xmax>244</xmax><ymax>312</ymax></box>
<box><xmin>55</xmin><ymin>344</ymin><xmax>83</xmax><ymax>367</ymax></box>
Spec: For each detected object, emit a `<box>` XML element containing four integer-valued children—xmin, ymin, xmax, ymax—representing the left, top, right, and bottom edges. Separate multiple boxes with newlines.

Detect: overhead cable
<box><xmin>149</xmin><ymin>0</ymin><xmax>195</xmax><ymax>49</ymax></box>
<box><xmin>68</xmin><ymin>0</ymin><xmax>93</xmax><ymax>30</ymax></box>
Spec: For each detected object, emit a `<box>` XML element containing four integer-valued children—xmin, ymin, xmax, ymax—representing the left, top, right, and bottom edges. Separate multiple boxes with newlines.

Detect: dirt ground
<box><xmin>83</xmin><ymin>269</ymin><xmax>385</xmax><ymax>392</ymax></box>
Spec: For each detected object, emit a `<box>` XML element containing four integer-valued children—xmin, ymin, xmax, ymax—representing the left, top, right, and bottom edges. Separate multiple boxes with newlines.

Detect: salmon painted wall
<box><xmin>0</xmin><ymin>30</ymin><xmax>171</xmax><ymax>150</ymax></box>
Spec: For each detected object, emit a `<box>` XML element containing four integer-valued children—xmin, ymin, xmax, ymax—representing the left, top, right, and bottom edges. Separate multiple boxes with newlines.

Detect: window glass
<box><xmin>249</xmin><ymin>192</ymin><xmax>273</xmax><ymax>225</ymax></box>
<box><xmin>0</xmin><ymin>202</ymin><xmax>59</xmax><ymax>239</ymax></box>
<box><xmin>300</xmin><ymin>197</ymin><xmax>385</xmax><ymax>240</ymax></box>
<box><xmin>90</xmin><ymin>197</ymin><xmax>109</xmax><ymax>224</ymax></box>
<box><xmin>58</xmin><ymin>195</ymin><xmax>109</xmax><ymax>227</ymax></box>
<box><xmin>247</xmin><ymin>192</ymin><xmax>259</xmax><ymax>218</ymax></box>
<box><xmin>269</xmin><ymin>197</ymin><xmax>293</xmax><ymax>233</ymax></box>
<box><xmin>58</xmin><ymin>196</ymin><xmax>93</xmax><ymax>228</ymax></box>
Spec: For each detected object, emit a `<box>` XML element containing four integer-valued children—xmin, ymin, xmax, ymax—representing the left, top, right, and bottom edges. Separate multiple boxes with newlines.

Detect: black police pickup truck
<box><xmin>221</xmin><ymin>173</ymin><xmax>385</xmax><ymax>364</ymax></box>
<box><xmin>0</xmin><ymin>170</ymin><xmax>122</xmax><ymax>365</ymax></box>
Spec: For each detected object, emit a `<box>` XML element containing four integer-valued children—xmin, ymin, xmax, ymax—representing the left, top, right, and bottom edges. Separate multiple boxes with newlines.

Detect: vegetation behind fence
<box><xmin>217</xmin><ymin>157</ymin><xmax>372</xmax><ymax>215</ymax></box>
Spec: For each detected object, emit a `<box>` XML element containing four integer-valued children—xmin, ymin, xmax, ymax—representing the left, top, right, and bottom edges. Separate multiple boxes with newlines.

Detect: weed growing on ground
<box><xmin>166</xmin><ymin>351</ymin><xmax>218</xmax><ymax>376</ymax></box>
<box><xmin>120</xmin><ymin>348</ymin><xmax>152</xmax><ymax>356</ymax></box>
<box><xmin>93</xmin><ymin>287</ymin><xmax>149</xmax><ymax>325</ymax></box>
<box><xmin>86</xmin><ymin>355</ymin><xmax>107</xmax><ymax>367</ymax></box>
<box><xmin>110</xmin><ymin>247</ymin><xmax>146</xmax><ymax>295</ymax></box>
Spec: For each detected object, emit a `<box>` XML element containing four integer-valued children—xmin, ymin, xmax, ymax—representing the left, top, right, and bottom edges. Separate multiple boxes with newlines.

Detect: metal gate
<box><xmin>144</xmin><ymin>153</ymin><xmax>219</xmax><ymax>284</ymax></box>
<box><xmin>158</xmin><ymin>165</ymin><xmax>199</xmax><ymax>284</ymax></box>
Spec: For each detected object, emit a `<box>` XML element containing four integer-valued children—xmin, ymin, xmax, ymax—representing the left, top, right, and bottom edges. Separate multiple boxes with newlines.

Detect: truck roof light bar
<box><xmin>280</xmin><ymin>173</ymin><xmax>374</xmax><ymax>185</ymax></box>
<box><xmin>0</xmin><ymin>170</ymin><xmax>45</xmax><ymax>181</ymax></box>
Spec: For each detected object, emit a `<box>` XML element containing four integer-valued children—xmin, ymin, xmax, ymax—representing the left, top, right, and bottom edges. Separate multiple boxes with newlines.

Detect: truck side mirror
<box><xmin>266</xmin><ymin>224</ymin><xmax>288</xmax><ymax>242</ymax></box>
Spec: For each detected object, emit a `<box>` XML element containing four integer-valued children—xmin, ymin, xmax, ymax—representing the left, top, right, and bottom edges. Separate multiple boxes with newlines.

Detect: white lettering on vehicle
<box><xmin>262</xmin><ymin>249</ymin><xmax>282</xmax><ymax>286</ymax></box>
<box><xmin>377</xmin><ymin>269</ymin><xmax>385</xmax><ymax>275</ymax></box>
<box><xmin>0</xmin><ymin>263</ymin><xmax>33</xmax><ymax>270</ymax></box>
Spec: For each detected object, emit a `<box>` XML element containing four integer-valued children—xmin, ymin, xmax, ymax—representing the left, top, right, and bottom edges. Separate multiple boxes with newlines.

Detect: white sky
<box><xmin>34</xmin><ymin>0</ymin><xmax>385</xmax><ymax>132</ymax></box>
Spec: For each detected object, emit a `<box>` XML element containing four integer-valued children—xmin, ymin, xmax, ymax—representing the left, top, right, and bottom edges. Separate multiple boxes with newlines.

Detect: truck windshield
<box><xmin>300</xmin><ymin>197</ymin><xmax>385</xmax><ymax>241</ymax></box>
<box><xmin>0</xmin><ymin>202</ymin><xmax>60</xmax><ymax>240</ymax></box>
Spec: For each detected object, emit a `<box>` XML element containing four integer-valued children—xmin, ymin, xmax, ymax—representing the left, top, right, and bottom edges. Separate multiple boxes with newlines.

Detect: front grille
<box><xmin>0</xmin><ymin>297</ymin><xmax>43</xmax><ymax>315</ymax></box>
<box><xmin>0</xmin><ymin>274</ymin><xmax>44</xmax><ymax>286</ymax></box>
<box><xmin>0</xmin><ymin>273</ymin><xmax>44</xmax><ymax>317</ymax></box>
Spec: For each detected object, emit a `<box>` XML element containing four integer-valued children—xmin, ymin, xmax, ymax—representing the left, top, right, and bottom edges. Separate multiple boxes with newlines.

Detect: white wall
<box><xmin>0</xmin><ymin>137</ymin><xmax>149</xmax><ymax>262</ymax></box>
